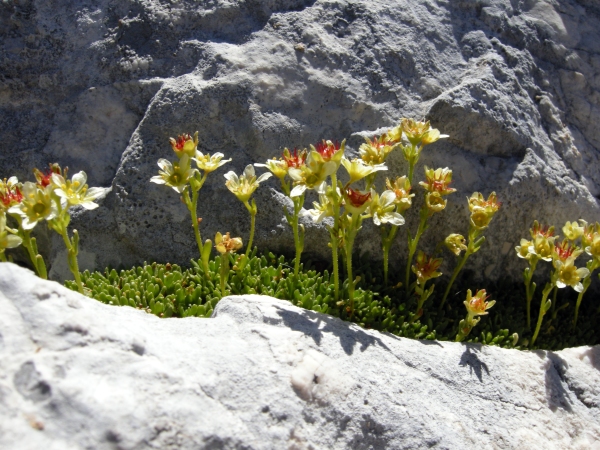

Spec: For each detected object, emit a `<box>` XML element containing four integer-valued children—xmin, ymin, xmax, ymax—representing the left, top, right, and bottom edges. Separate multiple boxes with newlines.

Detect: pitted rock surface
<box><xmin>1</xmin><ymin>0</ymin><xmax>600</xmax><ymax>282</ymax></box>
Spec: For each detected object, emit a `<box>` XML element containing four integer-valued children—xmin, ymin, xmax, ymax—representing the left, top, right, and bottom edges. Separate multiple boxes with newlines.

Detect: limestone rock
<box><xmin>1</xmin><ymin>0</ymin><xmax>600</xmax><ymax>284</ymax></box>
<box><xmin>1</xmin><ymin>262</ymin><xmax>599</xmax><ymax>449</ymax></box>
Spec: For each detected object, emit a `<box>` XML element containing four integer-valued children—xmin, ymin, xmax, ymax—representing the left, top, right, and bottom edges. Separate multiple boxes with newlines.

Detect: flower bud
<box><xmin>425</xmin><ymin>191</ymin><xmax>446</xmax><ymax>212</ymax></box>
<box><xmin>445</xmin><ymin>233</ymin><xmax>467</xmax><ymax>256</ymax></box>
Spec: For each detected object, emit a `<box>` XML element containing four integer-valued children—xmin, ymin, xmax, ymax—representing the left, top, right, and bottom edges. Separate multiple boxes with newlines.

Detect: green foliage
<box><xmin>62</xmin><ymin>249</ymin><xmax>597</xmax><ymax>350</ymax></box>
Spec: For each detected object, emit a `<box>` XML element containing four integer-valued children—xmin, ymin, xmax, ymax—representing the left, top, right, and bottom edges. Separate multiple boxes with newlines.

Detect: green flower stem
<box><xmin>455</xmin><ymin>314</ymin><xmax>476</xmax><ymax>342</ymax></box>
<box><xmin>330</xmin><ymin>174</ymin><xmax>341</xmax><ymax>302</ymax></box>
<box><xmin>574</xmin><ymin>258</ymin><xmax>599</xmax><ymax>327</ymax></box>
<box><xmin>243</xmin><ymin>200</ymin><xmax>257</xmax><ymax>256</ymax></box>
<box><xmin>20</xmin><ymin>230</ymin><xmax>47</xmax><ymax>279</ymax></box>
<box><xmin>364</xmin><ymin>173</ymin><xmax>376</xmax><ymax>191</ymax></box>
<box><xmin>344</xmin><ymin>212</ymin><xmax>361</xmax><ymax>318</ymax></box>
<box><xmin>0</xmin><ymin>252</ymin><xmax>7</xmax><ymax>262</ymax></box>
<box><xmin>406</xmin><ymin>144</ymin><xmax>421</xmax><ymax>185</ymax></box>
<box><xmin>58</xmin><ymin>227</ymin><xmax>83</xmax><ymax>294</ymax></box>
<box><xmin>12</xmin><ymin>215</ymin><xmax>47</xmax><ymax>279</ymax></box>
<box><xmin>382</xmin><ymin>224</ymin><xmax>399</xmax><ymax>285</ymax></box>
<box><xmin>550</xmin><ymin>285</ymin><xmax>558</xmax><ymax>314</ymax></box>
<box><xmin>524</xmin><ymin>257</ymin><xmax>539</xmax><ymax>329</ymax></box>
<box><xmin>411</xmin><ymin>283</ymin><xmax>434</xmax><ymax>323</ymax></box>
<box><xmin>440</xmin><ymin>251</ymin><xmax>469</xmax><ymax>310</ymax></box>
<box><xmin>405</xmin><ymin>206</ymin><xmax>429</xmax><ymax>294</ymax></box>
<box><xmin>201</xmin><ymin>239</ymin><xmax>212</xmax><ymax>279</ymax></box>
<box><xmin>219</xmin><ymin>254</ymin><xmax>228</xmax><ymax>297</ymax></box>
<box><xmin>183</xmin><ymin>175</ymin><xmax>207</xmax><ymax>257</ymax></box>
<box><xmin>291</xmin><ymin>193</ymin><xmax>305</xmax><ymax>278</ymax></box>
<box><xmin>439</xmin><ymin>227</ymin><xmax>484</xmax><ymax>310</ymax></box>
<box><xmin>531</xmin><ymin>274</ymin><xmax>557</xmax><ymax>346</ymax></box>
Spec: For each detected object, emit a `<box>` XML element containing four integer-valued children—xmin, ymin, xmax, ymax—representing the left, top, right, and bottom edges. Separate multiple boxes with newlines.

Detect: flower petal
<box><xmin>80</xmin><ymin>201</ymin><xmax>99</xmax><ymax>210</ymax></box>
<box><xmin>290</xmin><ymin>184</ymin><xmax>307</xmax><ymax>198</ymax></box>
<box><xmin>380</xmin><ymin>190</ymin><xmax>396</xmax><ymax>206</ymax></box>
<box><xmin>256</xmin><ymin>172</ymin><xmax>273</xmax><ymax>183</ymax></box>
<box><xmin>150</xmin><ymin>176</ymin><xmax>166</xmax><ymax>184</ymax></box>
<box><xmin>243</xmin><ymin>165</ymin><xmax>256</xmax><ymax>178</ymax></box>
<box><xmin>5</xmin><ymin>234</ymin><xmax>22</xmax><ymax>248</ymax></box>
<box><xmin>287</xmin><ymin>168</ymin><xmax>303</xmax><ymax>182</ymax></box>
<box><xmin>72</xmin><ymin>171</ymin><xmax>87</xmax><ymax>187</ymax></box>
<box><xmin>388</xmin><ymin>213</ymin><xmax>405</xmax><ymax>226</ymax></box>
<box><xmin>86</xmin><ymin>187</ymin><xmax>108</xmax><ymax>201</ymax></box>
<box><xmin>157</xmin><ymin>159</ymin><xmax>172</xmax><ymax>171</ymax></box>
<box><xmin>223</xmin><ymin>171</ymin><xmax>239</xmax><ymax>183</ymax></box>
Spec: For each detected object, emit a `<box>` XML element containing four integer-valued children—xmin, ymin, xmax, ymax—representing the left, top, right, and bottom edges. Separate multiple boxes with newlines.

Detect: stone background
<box><xmin>2</xmin><ymin>0</ymin><xmax>600</xmax><ymax>282</ymax></box>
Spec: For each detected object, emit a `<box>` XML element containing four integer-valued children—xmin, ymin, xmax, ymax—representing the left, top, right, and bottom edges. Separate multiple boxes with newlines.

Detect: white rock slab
<box><xmin>1</xmin><ymin>262</ymin><xmax>599</xmax><ymax>449</ymax></box>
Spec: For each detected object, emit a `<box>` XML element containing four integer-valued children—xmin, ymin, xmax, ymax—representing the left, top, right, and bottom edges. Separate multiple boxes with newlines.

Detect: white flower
<box><xmin>302</xmin><ymin>193</ymin><xmax>335</xmax><ymax>223</ymax></box>
<box><xmin>224</xmin><ymin>165</ymin><xmax>272</xmax><ymax>203</ymax></box>
<box><xmin>51</xmin><ymin>171</ymin><xmax>105</xmax><ymax>210</ymax></box>
<box><xmin>150</xmin><ymin>154</ymin><xmax>195</xmax><ymax>193</ymax></box>
<box><xmin>193</xmin><ymin>150</ymin><xmax>231</xmax><ymax>173</ymax></box>
<box><xmin>341</xmin><ymin>157</ymin><xmax>387</xmax><ymax>185</ymax></box>
<box><xmin>0</xmin><ymin>213</ymin><xmax>21</xmax><ymax>250</ymax></box>
<box><xmin>369</xmin><ymin>190</ymin><xmax>405</xmax><ymax>226</ymax></box>
<box><xmin>8</xmin><ymin>182</ymin><xmax>63</xmax><ymax>230</ymax></box>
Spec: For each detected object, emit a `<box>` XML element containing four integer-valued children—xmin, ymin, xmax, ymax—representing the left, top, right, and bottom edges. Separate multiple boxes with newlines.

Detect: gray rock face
<box><xmin>2</xmin><ymin>0</ymin><xmax>600</xmax><ymax>282</ymax></box>
<box><xmin>1</xmin><ymin>263</ymin><xmax>599</xmax><ymax>449</ymax></box>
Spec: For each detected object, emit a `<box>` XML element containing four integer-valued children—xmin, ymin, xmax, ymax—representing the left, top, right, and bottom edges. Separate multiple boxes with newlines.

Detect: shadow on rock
<box><xmin>582</xmin><ymin>346</ymin><xmax>600</xmax><ymax>372</ymax></box>
<box><xmin>274</xmin><ymin>306</ymin><xmax>390</xmax><ymax>355</ymax></box>
<box><xmin>459</xmin><ymin>344</ymin><xmax>490</xmax><ymax>382</ymax></box>
<box><xmin>544</xmin><ymin>351</ymin><xmax>573</xmax><ymax>412</ymax></box>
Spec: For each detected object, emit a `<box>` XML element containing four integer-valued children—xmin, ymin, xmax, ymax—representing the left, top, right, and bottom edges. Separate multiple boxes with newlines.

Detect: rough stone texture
<box><xmin>2</xmin><ymin>0</ymin><xmax>600</xmax><ymax>282</ymax></box>
<box><xmin>1</xmin><ymin>262</ymin><xmax>600</xmax><ymax>449</ymax></box>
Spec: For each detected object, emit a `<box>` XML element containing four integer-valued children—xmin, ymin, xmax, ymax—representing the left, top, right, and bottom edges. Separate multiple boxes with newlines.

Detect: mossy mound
<box><xmin>65</xmin><ymin>250</ymin><xmax>600</xmax><ymax>351</ymax></box>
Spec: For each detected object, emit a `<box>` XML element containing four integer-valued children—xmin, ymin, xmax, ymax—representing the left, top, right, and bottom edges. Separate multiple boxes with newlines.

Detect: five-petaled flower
<box><xmin>419</xmin><ymin>167</ymin><xmax>456</xmax><ymax>196</ymax></box>
<box><xmin>8</xmin><ymin>182</ymin><xmax>64</xmax><ymax>230</ymax></box>
<box><xmin>343</xmin><ymin>187</ymin><xmax>372</xmax><ymax>215</ymax></box>
<box><xmin>170</xmin><ymin>132</ymin><xmax>199</xmax><ymax>158</ymax></box>
<box><xmin>283</xmin><ymin>148</ymin><xmax>307</xmax><ymax>169</ymax></box>
<box><xmin>563</xmin><ymin>221</ymin><xmax>584</xmax><ymax>241</ymax></box>
<box><xmin>312</xmin><ymin>139</ymin><xmax>345</xmax><ymax>166</ymax></box>
<box><xmin>515</xmin><ymin>239</ymin><xmax>534</xmax><ymax>260</ymax></box>
<box><xmin>464</xmin><ymin>289</ymin><xmax>495</xmax><ymax>317</ymax></box>
<box><xmin>359</xmin><ymin>134</ymin><xmax>398</xmax><ymax>165</ymax></box>
<box><xmin>586</xmin><ymin>233</ymin><xmax>600</xmax><ymax>259</ymax></box>
<box><xmin>0</xmin><ymin>213</ymin><xmax>22</xmax><ymax>251</ymax></box>
<box><xmin>224</xmin><ymin>165</ymin><xmax>272</xmax><ymax>203</ymax></box>
<box><xmin>34</xmin><ymin>163</ymin><xmax>63</xmax><ymax>188</ymax></box>
<box><xmin>214</xmin><ymin>232</ymin><xmax>243</xmax><ymax>254</ymax></box>
<box><xmin>254</xmin><ymin>159</ymin><xmax>288</xmax><ymax>180</ymax></box>
<box><xmin>288</xmin><ymin>151</ymin><xmax>337</xmax><ymax>197</ymax></box>
<box><xmin>552</xmin><ymin>239</ymin><xmax>582</xmax><ymax>264</ymax></box>
<box><xmin>51</xmin><ymin>171</ymin><xmax>105</xmax><ymax>210</ymax></box>
<box><xmin>468</xmin><ymin>192</ymin><xmax>501</xmax><ymax>230</ymax></box>
<box><xmin>392</xmin><ymin>118</ymin><xmax>448</xmax><ymax>146</ymax></box>
<box><xmin>385</xmin><ymin>176</ymin><xmax>414</xmax><ymax>212</ymax></box>
<box><xmin>302</xmin><ymin>192</ymin><xmax>335</xmax><ymax>223</ymax></box>
<box><xmin>554</xmin><ymin>257</ymin><xmax>589</xmax><ymax>292</ymax></box>
<box><xmin>341</xmin><ymin>157</ymin><xmax>387</xmax><ymax>186</ymax></box>
<box><xmin>411</xmin><ymin>251</ymin><xmax>443</xmax><ymax>285</ymax></box>
<box><xmin>369</xmin><ymin>190</ymin><xmax>404</xmax><ymax>226</ymax></box>
<box><xmin>445</xmin><ymin>233</ymin><xmax>467</xmax><ymax>256</ymax></box>
<box><xmin>0</xmin><ymin>177</ymin><xmax>23</xmax><ymax>212</ymax></box>
<box><xmin>193</xmin><ymin>150</ymin><xmax>231</xmax><ymax>174</ymax></box>
<box><xmin>150</xmin><ymin>154</ymin><xmax>195</xmax><ymax>193</ymax></box>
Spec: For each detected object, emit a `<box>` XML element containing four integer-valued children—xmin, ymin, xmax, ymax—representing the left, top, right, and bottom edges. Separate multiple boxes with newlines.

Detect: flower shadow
<box><xmin>273</xmin><ymin>306</ymin><xmax>391</xmax><ymax>355</ymax></box>
<box><xmin>458</xmin><ymin>343</ymin><xmax>489</xmax><ymax>382</ymax></box>
<box><xmin>543</xmin><ymin>351</ymin><xmax>573</xmax><ymax>412</ymax></box>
